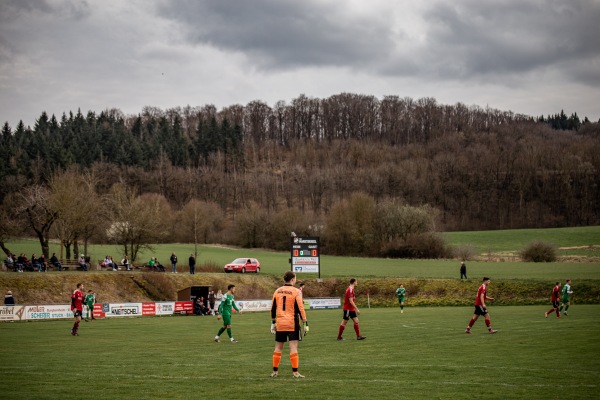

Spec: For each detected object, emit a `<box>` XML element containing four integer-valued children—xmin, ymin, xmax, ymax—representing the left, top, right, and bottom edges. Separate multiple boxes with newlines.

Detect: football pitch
<box><xmin>1</xmin><ymin>306</ymin><xmax>598</xmax><ymax>400</ymax></box>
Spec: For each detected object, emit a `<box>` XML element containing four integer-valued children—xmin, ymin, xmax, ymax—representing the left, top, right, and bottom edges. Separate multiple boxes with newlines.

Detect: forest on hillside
<box><xmin>1</xmin><ymin>93</ymin><xmax>599</xmax><ymax>258</ymax></box>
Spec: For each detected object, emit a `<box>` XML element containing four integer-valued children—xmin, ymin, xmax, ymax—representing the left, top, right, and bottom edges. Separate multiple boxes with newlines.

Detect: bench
<box><xmin>59</xmin><ymin>259</ymin><xmax>87</xmax><ymax>271</ymax></box>
<box><xmin>3</xmin><ymin>260</ymin><xmax>16</xmax><ymax>272</ymax></box>
<box><xmin>98</xmin><ymin>259</ymin><xmax>121</xmax><ymax>271</ymax></box>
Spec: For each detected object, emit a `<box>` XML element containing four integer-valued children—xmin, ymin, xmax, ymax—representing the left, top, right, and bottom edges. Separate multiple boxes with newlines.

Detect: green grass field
<box><xmin>4</xmin><ymin>226</ymin><xmax>600</xmax><ymax>280</ymax></box>
<box><xmin>1</xmin><ymin>306</ymin><xmax>598</xmax><ymax>400</ymax></box>
<box><xmin>444</xmin><ymin>226</ymin><xmax>600</xmax><ymax>253</ymax></box>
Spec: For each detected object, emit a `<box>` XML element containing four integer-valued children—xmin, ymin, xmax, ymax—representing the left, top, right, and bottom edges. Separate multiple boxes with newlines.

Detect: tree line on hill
<box><xmin>1</xmin><ymin>93</ymin><xmax>599</xmax><ymax>260</ymax></box>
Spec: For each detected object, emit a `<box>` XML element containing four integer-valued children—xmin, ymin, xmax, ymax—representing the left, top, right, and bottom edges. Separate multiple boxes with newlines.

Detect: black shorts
<box><xmin>275</xmin><ymin>330</ymin><xmax>302</xmax><ymax>343</ymax></box>
<box><xmin>474</xmin><ymin>306</ymin><xmax>488</xmax><ymax>316</ymax></box>
<box><xmin>552</xmin><ymin>300</ymin><xmax>560</xmax><ymax>308</ymax></box>
<box><xmin>73</xmin><ymin>310</ymin><xmax>82</xmax><ymax>318</ymax></box>
<box><xmin>342</xmin><ymin>310</ymin><xmax>358</xmax><ymax>320</ymax></box>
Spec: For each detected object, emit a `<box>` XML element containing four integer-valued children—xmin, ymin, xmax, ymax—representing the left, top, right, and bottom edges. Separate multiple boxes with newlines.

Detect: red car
<box><xmin>223</xmin><ymin>258</ymin><xmax>261</xmax><ymax>273</ymax></box>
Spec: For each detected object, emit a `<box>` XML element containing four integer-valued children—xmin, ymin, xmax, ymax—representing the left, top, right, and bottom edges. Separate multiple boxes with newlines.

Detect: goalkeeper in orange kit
<box><xmin>270</xmin><ymin>271</ymin><xmax>309</xmax><ymax>379</ymax></box>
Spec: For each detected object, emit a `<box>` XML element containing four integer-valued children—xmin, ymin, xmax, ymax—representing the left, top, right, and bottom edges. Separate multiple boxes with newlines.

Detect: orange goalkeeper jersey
<box><xmin>271</xmin><ymin>284</ymin><xmax>307</xmax><ymax>332</ymax></box>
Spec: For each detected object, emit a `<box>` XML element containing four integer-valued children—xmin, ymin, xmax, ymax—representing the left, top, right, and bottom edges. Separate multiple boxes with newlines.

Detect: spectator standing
<box><xmin>84</xmin><ymin>290</ymin><xmax>96</xmax><ymax>322</ymax></box>
<box><xmin>207</xmin><ymin>290</ymin><xmax>216</xmax><ymax>314</ymax></box>
<box><xmin>50</xmin><ymin>253</ymin><xmax>63</xmax><ymax>271</ymax></box>
<box><xmin>189</xmin><ymin>254</ymin><xmax>196</xmax><ymax>275</ymax></box>
<box><xmin>170</xmin><ymin>252</ymin><xmax>178</xmax><ymax>273</ymax></box>
<box><xmin>270</xmin><ymin>271</ymin><xmax>309</xmax><ymax>379</ymax></box>
<box><xmin>216</xmin><ymin>289</ymin><xmax>223</xmax><ymax>314</ymax></box>
<box><xmin>460</xmin><ymin>262</ymin><xmax>468</xmax><ymax>279</ymax></box>
<box><xmin>71</xmin><ymin>283</ymin><xmax>84</xmax><ymax>336</ymax></box>
<box><xmin>299</xmin><ymin>282</ymin><xmax>305</xmax><ymax>297</ymax></box>
<box><xmin>4</xmin><ymin>290</ymin><xmax>15</xmax><ymax>305</ymax></box>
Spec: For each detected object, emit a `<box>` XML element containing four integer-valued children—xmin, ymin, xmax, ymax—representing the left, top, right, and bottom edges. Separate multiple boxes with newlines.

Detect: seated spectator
<box><xmin>16</xmin><ymin>253</ymin><xmax>26</xmax><ymax>272</ymax></box>
<box><xmin>31</xmin><ymin>253</ymin><xmax>42</xmax><ymax>272</ymax></box>
<box><xmin>4</xmin><ymin>254</ymin><xmax>15</xmax><ymax>272</ymax></box>
<box><xmin>121</xmin><ymin>255</ymin><xmax>131</xmax><ymax>271</ymax></box>
<box><xmin>19</xmin><ymin>253</ymin><xmax>33</xmax><ymax>272</ymax></box>
<box><xmin>78</xmin><ymin>254</ymin><xmax>89</xmax><ymax>271</ymax></box>
<box><xmin>50</xmin><ymin>253</ymin><xmax>63</xmax><ymax>271</ymax></box>
<box><xmin>38</xmin><ymin>254</ymin><xmax>48</xmax><ymax>272</ymax></box>
<box><xmin>194</xmin><ymin>297</ymin><xmax>210</xmax><ymax>315</ymax></box>
<box><xmin>104</xmin><ymin>255</ymin><xmax>117</xmax><ymax>271</ymax></box>
<box><xmin>155</xmin><ymin>258</ymin><xmax>166</xmax><ymax>272</ymax></box>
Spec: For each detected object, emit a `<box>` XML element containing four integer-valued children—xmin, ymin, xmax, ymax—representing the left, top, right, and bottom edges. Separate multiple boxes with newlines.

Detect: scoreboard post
<box><xmin>290</xmin><ymin>236</ymin><xmax>320</xmax><ymax>278</ymax></box>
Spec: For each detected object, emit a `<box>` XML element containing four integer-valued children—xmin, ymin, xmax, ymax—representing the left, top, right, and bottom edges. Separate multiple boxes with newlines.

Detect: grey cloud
<box><xmin>157</xmin><ymin>0</ymin><xmax>394</xmax><ymax>69</ymax></box>
<box><xmin>421</xmin><ymin>0</ymin><xmax>600</xmax><ymax>83</ymax></box>
<box><xmin>0</xmin><ymin>0</ymin><xmax>91</xmax><ymax>63</ymax></box>
<box><xmin>0</xmin><ymin>0</ymin><xmax>90</xmax><ymax>22</ymax></box>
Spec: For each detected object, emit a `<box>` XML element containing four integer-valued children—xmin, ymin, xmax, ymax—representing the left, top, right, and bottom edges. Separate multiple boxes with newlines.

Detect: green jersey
<box><xmin>218</xmin><ymin>293</ymin><xmax>240</xmax><ymax>316</ymax></box>
<box><xmin>84</xmin><ymin>294</ymin><xmax>95</xmax><ymax>306</ymax></box>
<box><xmin>395</xmin><ymin>287</ymin><xmax>406</xmax><ymax>298</ymax></box>
<box><xmin>561</xmin><ymin>284</ymin><xmax>572</xmax><ymax>300</ymax></box>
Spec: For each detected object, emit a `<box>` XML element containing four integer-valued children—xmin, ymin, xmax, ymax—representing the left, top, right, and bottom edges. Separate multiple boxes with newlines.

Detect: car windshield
<box><xmin>232</xmin><ymin>258</ymin><xmax>250</xmax><ymax>264</ymax></box>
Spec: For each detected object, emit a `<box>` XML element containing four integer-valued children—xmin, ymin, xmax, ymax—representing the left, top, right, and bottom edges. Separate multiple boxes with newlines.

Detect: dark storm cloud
<box><xmin>157</xmin><ymin>0</ymin><xmax>394</xmax><ymax>69</ymax></box>
<box><xmin>421</xmin><ymin>0</ymin><xmax>600</xmax><ymax>84</ymax></box>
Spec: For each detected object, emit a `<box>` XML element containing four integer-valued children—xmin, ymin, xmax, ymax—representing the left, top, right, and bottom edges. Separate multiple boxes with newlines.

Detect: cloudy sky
<box><xmin>1</xmin><ymin>0</ymin><xmax>599</xmax><ymax>129</ymax></box>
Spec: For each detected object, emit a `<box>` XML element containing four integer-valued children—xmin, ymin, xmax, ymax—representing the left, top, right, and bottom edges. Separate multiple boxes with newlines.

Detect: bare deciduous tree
<box><xmin>104</xmin><ymin>184</ymin><xmax>169</xmax><ymax>263</ymax></box>
<box><xmin>16</xmin><ymin>185</ymin><xmax>57</xmax><ymax>258</ymax></box>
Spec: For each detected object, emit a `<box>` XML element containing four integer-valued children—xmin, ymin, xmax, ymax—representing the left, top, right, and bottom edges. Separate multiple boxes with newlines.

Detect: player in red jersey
<box><xmin>71</xmin><ymin>283</ymin><xmax>84</xmax><ymax>336</ymax></box>
<box><xmin>545</xmin><ymin>281</ymin><xmax>561</xmax><ymax>319</ymax></box>
<box><xmin>465</xmin><ymin>277</ymin><xmax>497</xmax><ymax>334</ymax></box>
<box><xmin>337</xmin><ymin>278</ymin><xmax>366</xmax><ymax>341</ymax></box>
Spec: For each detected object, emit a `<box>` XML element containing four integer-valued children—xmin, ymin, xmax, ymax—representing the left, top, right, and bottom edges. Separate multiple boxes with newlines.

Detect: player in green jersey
<box><xmin>395</xmin><ymin>284</ymin><xmax>407</xmax><ymax>313</ymax></box>
<box><xmin>214</xmin><ymin>284</ymin><xmax>242</xmax><ymax>343</ymax></box>
<box><xmin>559</xmin><ymin>279</ymin><xmax>573</xmax><ymax>316</ymax></box>
<box><xmin>84</xmin><ymin>290</ymin><xmax>95</xmax><ymax>322</ymax></box>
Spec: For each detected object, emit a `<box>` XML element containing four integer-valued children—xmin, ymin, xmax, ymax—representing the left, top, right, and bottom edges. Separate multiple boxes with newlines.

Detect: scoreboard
<box><xmin>290</xmin><ymin>236</ymin><xmax>320</xmax><ymax>276</ymax></box>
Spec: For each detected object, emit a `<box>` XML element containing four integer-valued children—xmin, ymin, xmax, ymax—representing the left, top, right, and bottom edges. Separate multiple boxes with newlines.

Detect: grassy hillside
<box><xmin>2</xmin><ymin>272</ymin><xmax>599</xmax><ymax>307</ymax></box>
<box><xmin>2</xmin><ymin>226</ymin><xmax>599</xmax><ymax>306</ymax></box>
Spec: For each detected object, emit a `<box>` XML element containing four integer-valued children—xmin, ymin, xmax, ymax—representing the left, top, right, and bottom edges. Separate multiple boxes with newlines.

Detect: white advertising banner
<box><xmin>292</xmin><ymin>265</ymin><xmax>319</xmax><ymax>273</ymax></box>
<box><xmin>155</xmin><ymin>302</ymin><xmax>176</xmax><ymax>315</ymax></box>
<box><xmin>236</xmin><ymin>299</ymin><xmax>272</xmax><ymax>312</ymax></box>
<box><xmin>23</xmin><ymin>304</ymin><xmax>74</xmax><ymax>320</ymax></box>
<box><xmin>305</xmin><ymin>297</ymin><xmax>341</xmax><ymax>309</ymax></box>
<box><xmin>0</xmin><ymin>305</ymin><xmax>22</xmax><ymax>321</ymax></box>
<box><xmin>107</xmin><ymin>302</ymin><xmax>143</xmax><ymax>317</ymax></box>
<box><xmin>0</xmin><ymin>298</ymin><xmax>338</xmax><ymax>322</ymax></box>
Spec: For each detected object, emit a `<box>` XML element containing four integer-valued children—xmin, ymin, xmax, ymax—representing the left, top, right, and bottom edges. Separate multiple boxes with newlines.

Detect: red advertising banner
<box><xmin>174</xmin><ymin>301</ymin><xmax>193</xmax><ymax>315</ymax></box>
<box><xmin>142</xmin><ymin>302</ymin><xmax>156</xmax><ymax>316</ymax></box>
<box><xmin>93</xmin><ymin>303</ymin><xmax>105</xmax><ymax>318</ymax></box>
